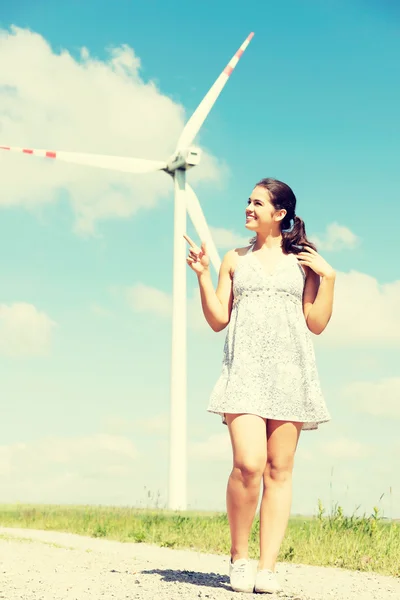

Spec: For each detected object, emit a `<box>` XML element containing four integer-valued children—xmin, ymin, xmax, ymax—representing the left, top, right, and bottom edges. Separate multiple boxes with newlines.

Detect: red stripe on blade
<box><xmin>23</xmin><ymin>149</ymin><xmax>33</xmax><ymax>154</ymax></box>
<box><xmin>224</xmin><ymin>65</ymin><xmax>234</xmax><ymax>76</ymax></box>
<box><xmin>46</xmin><ymin>151</ymin><xmax>56</xmax><ymax>158</ymax></box>
<box><xmin>248</xmin><ymin>32</ymin><xmax>255</xmax><ymax>41</ymax></box>
<box><xmin>0</xmin><ymin>146</ymin><xmax>10</xmax><ymax>150</ymax></box>
<box><xmin>236</xmin><ymin>48</ymin><xmax>244</xmax><ymax>59</ymax></box>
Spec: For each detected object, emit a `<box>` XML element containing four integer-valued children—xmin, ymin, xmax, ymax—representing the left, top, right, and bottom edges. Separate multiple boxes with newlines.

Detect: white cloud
<box><xmin>190</xmin><ymin>432</ymin><xmax>231</xmax><ymax>461</ymax></box>
<box><xmin>189</xmin><ymin>432</ymin><xmax>371</xmax><ymax>463</ymax></box>
<box><xmin>128</xmin><ymin>270</ymin><xmax>400</xmax><ymax>346</ymax></box>
<box><xmin>103</xmin><ymin>413</ymin><xmax>169</xmax><ymax>435</ymax></box>
<box><xmin>188</xmin><ymin>287</ymin><xmax>212</xmax><ymax>331</ymax></box>
<box><xmin>296</xmin><ymin>447</ymin><xmax>313</xmax><ymax>462</ymax></box>
<box><xmin>0</xmin><ymin>428</ymin><xmax>397</xmax><ymax>515</ymax></box>
<box><xmin>318</xmin><ymin>271</ymin><xmax>400</xmax><ymax>346</ymax></box>
<box><xmin>0</xmin><ymin>434</ymin><xmax>137</xmax><ymax>478</ymax></box>
<box><xmin>127</xmin><ymin>283</ymin><xmax>172</xmax><ymax>317</ymax></box>
<box><xmin>0</xmin><ymin>27</ymin><xmax>222</xmax><ymax>233</ymax></box>
<box><xmin>209</xmin><ymin>226</ymin><xmax>249</xmax><ymax>249</ymax></box>
<box><xmin>344</xmin><ymin>378</ymin><xmax>400</xmax><ymax>418</ymax></box>
<box><xmin>90</xmin><ymin>303</ymin><xmax>114</xmax><ymax>318</ymax></box>
<box><xmin>126</xmin><ymin>283</ymin><xmax>210</xmax><ymax>332</ymax></box>
<box><xmin>0</xmin><ymin>302</ymin><xmax>56</xmax><ymax>357</ymax></box>
<box><xmin>0</xmin><ymin>433</ymin><xmax>140</xmax><ymax>504</ymax></box>
<box><xmin>321</xmin><ymin>437</ymin><xmax>371</xmax><ymax>459</ymax></box>
<box><xmin>311</xmin><ymin>223</ymin><xmax>359</xmax><ymax>251</ymax></box>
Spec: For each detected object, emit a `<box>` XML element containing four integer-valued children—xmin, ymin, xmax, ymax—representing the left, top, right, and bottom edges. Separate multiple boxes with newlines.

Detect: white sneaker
<box><xmin>254</xmin><ymin>569</ymin><xmax>282</xmax><ymax>594</ymax></box>
<box><xmin>229</xmin><ymin>557</ymin><xmax>255</xmax><ymax>593</ymax></box>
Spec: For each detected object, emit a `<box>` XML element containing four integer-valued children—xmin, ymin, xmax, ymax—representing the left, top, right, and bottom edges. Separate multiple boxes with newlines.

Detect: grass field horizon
<box><xmin>1</xmin><ymin>496</ymin><xmax>399</xmax><ymax>578</ymax></box>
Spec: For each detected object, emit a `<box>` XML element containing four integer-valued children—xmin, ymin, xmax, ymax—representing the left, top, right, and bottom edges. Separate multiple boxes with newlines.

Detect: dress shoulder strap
<box><xmin>245</xmin><ymin>240</ymin><xmax>255</xmax><ymax>254</ymax></box>
<box><xmin>232</xmin><ymin>241</ymin><xmax>253</xmax><ymax>275</ymax></box>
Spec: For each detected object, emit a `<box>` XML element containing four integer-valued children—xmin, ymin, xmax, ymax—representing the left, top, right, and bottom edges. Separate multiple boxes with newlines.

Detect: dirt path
<box><xmin>0</xmin><ymin>526</ymin><xmax>399</xmax><ymax>599</ymax></box>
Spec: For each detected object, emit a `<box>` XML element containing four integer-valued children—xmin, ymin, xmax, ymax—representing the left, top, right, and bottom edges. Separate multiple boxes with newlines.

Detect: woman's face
<box><xmin>245</xmin><ymin>186</ymin><xmax>286</xmax><ymax>232</ymax></box>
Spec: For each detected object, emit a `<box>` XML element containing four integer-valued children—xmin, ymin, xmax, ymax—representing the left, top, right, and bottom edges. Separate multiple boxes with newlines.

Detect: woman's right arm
<box><xmin>185</xmin><ymin>234</ymin><xmax>235</xmax><ymax>332</ymax></box>
<box><xmin>197</xmin><ymin>251</ymin><xmax>234</xmax><ymax>332</ymax></box>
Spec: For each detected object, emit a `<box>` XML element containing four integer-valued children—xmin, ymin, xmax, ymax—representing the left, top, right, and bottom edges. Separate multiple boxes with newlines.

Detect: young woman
<box><xmin>185</xmin><ymin>178</ymin><xmax>335</xmax><ymax>594</ymax></box>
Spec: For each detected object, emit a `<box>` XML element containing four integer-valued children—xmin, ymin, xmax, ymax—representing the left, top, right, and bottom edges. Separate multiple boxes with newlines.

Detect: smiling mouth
<box><xmin>246</xmin><ymin>215</ymin><xmax>256</xmax><ymax>222</ymax></box>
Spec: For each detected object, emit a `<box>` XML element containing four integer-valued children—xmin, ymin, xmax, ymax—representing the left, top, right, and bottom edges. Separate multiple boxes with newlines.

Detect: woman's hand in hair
<box><xmin>297</xmin><ymin>246</ymin><xmax>336</xmax><ymax>279</ymax></box>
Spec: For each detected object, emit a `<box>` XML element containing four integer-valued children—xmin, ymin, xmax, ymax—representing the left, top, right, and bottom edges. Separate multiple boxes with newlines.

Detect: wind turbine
<box><xmin>0</xmin><ymin>32</ymin><xmax>254</xmax><ymax>510</ymax></box>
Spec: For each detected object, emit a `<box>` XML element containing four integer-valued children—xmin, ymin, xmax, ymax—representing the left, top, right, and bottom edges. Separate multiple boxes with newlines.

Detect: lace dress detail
<box><xmin>207</xmin><ymin>245</ymin><xmax>331</xmax><ymax>431</ymax></box>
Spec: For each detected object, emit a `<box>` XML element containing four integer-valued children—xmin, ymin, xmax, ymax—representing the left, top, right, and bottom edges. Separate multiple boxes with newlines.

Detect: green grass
<box><xmin>0</xmin><ymin>499</ymin><xmax>399</xmax><ymax>577</ymax></box>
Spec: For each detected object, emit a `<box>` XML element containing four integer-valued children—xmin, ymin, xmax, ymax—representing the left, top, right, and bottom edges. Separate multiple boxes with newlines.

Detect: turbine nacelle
<box><xmin>166</xmin><ymin>146</ymin><xmax>202</xmax><ymax>173</ymax></box>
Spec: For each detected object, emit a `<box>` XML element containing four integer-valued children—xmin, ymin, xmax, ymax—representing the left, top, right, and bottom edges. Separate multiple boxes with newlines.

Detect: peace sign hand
<box><xmin>297</xmin><ymin>246</ymin><xmax>336</xmax><ymax>279</ymax></box>
<box><xmin>184</xmin><ymin>234</ymin><xmax>210</xmax><ymax>275</ymax></box>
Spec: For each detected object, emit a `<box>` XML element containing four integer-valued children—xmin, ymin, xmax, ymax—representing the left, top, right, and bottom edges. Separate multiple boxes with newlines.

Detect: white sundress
<box><xmin>207</xmin><ymin>243</ymin><xmax>331</xmax><ymax>431</ymax></box>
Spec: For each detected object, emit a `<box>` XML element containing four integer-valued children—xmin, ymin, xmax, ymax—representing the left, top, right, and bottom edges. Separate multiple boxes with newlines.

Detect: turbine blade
<box><xmin>176</xmin><ymin>32</ymin><xmax>254</xmax><ymax>151</ymax></box>
<box><xmin>0</xmin><ymin>145</ymin><xmax>166</xmax><ymax>174</ymax></box>
<box><xmin>185</xmin><ymin>183</ymin><xmax>221</xmax><ymax>274</ymax></box>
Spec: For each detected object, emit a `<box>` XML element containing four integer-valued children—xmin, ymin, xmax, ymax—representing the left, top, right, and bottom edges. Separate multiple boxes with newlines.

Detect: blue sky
<box><xmin>0</xmin><ymin>0</ymin><xmax>399</xmax><ymax>518</ymax></box>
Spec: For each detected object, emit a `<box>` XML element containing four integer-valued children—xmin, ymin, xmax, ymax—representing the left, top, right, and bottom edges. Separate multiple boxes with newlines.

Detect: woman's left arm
<box><xmin>298</xmin><ymin>247</ymin><xmax>336</xmax><ymax>335</ymax></box>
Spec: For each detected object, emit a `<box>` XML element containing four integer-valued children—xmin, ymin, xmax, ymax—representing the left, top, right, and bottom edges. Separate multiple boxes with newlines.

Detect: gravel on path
<box><xmin>0</xmin><ymin>526</ymin><xmax>399</xmax><ymax>600</ymax></box>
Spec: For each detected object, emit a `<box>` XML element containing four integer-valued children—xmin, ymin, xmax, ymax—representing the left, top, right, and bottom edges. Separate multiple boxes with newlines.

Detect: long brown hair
<box><xmin>252</xmin><ymin>177</ymin><xmax>316</xmax><ymax>254</ymax></box>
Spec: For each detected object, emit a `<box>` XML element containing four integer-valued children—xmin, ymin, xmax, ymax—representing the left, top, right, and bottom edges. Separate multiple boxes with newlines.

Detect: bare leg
<box><xmin>225</xmin><ymin>413</ymin><xmax>267</xmax><ymax>562</ymax></box>
<box><xmin>258</xmin><ymin>420</ymin><xmax>303</xmax><ymax>571</ymax></box>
